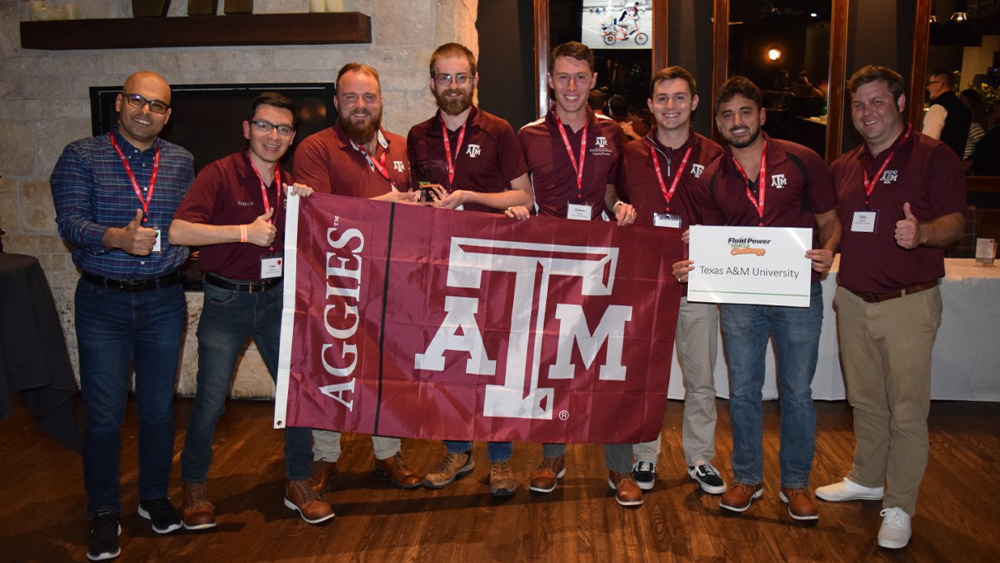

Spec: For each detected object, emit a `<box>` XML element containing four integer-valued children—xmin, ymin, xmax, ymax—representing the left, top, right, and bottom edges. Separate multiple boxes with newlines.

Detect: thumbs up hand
<box><xmin>245</xmin><ymin>208</ymin><xmax>277</xmax><ymax>247</ymax></box>
<box><xmin>103</xmin><ymin>208</ymin><xmax>158</xmax><ymax>256</ymax></box>
<box><xmin>894</xmin><ymin>202</ymin><xmax>920</xmax><ymax>249</ymax></box>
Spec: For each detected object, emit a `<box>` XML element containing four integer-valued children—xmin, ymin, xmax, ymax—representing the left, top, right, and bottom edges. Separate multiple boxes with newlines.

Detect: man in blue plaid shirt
<box><xmin>50</xmin><ymin>71</ymin><xmax>193</xmax><ymax>562</ymax></box>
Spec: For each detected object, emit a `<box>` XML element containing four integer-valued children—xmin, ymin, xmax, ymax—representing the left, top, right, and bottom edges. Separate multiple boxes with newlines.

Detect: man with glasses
<box><xmin>51</xmin><ymin>71</ymin><xmax>193</xmax><ymax>561</ymax></box>
<box><xmin>406</xmin><ymin>42</ymin><xmax>533</xmax><ymax>497</ymax></box>
<box><xmin>169</xmin><ymin>92</ymin><xmax>335</xmax><ymax>530</ymax></box>
<box><xmin>922</xmin><ymin>70</ymin><xmax>971</xmax><ymax>158</ymax></box>
<box><xmin>294</xmin><ymin>63</ymin><xmax>423</xmax><ymax>494</ymax></box>
<box><xmin>511</xmin><ymin>41</ymin><xmax>643</xmax><ymax>507</ymax></box>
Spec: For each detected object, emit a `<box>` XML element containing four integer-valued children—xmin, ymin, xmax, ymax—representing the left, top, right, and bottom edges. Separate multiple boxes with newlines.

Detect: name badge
<box><xmin>851</xmin><ymin>211</ymin><xmax>877</xmax><ymax>233</ymax></box>
<box><xmin>260</xmin><ymin>256</ymin><xmax>283</xmax><ymax>279</ymax></box>
<box><xmin>653</xmin><ymin>213</ymin><xmax>682</xmax><ymax>228</ymax></box>
<box><xmin>151</xmin><ymin>228</ymin><xmax>162</xmax><ymax>253</ymax></box>
<box><xmin>566</xmin><ymin>202</ymin><xmax>592</xmax><ymax>221</ymax></box>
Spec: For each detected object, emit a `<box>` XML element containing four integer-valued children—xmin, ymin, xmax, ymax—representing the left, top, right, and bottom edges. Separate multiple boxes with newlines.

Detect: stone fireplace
<box><xmin>0</xmin><ymin>0</ymin><xmax>480</xmax><ymax>397</ymax></box>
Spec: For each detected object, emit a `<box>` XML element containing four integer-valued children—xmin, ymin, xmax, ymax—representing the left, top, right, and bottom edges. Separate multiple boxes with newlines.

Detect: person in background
<box><xmin>608</xmin><ymin>93</ymin><xmax>650</xmax><ymax>141</ymax></box>
<box><xmin>958</xmin><ymin>88</ymin><xmax>986</xmax><ymax>171</ymax></box>
<box><xmin>922</xmin><ymin>70</ymin><xmax>971</xmax><ymax>158</ymax></box>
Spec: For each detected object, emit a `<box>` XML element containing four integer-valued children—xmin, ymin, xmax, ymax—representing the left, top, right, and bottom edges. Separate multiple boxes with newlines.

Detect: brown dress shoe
<box><xmin>780</xmin><ymin>487</ymin><xmax>819</xmax><ymax>521</ymax></box>
<box><xmin>489</xmin><ymin>460</ymin><xmax>516</xmax><ymax>497</ymax></box>
<box><xmin>309</xmin><ymin>459</ymin><xmax>339</xmax><ymax>493</ymax></box>
<box><xmin>528</xmin><ymin>455</ymin><xmax>566</xmax><ymax>493</ymax></box>
<box><xmin>284</xmin><ymin>479</ymin><xmax>335</xmax><ymax>524</ymax></box>
<box><xmin>181</xmin><ymin>482</ymin><xmax>216</xmax><ymax>531</ymax></box>
<box><xmin>608</xmin><ymin>471</ymin><xmax>643</xmax><ymax>507</ymax></box>
<box><xmin>720</xmin><ymin>482</ymin><xmax>764</xmax><ymax>513</ymax></box>
<box><xmin>423</xmin><ymin>451</ymin><xmax>474</xmax><ymax>489</ymax></box>
<box><xmin>374</xmin><ymin>452</ymin><xmax>422</xmax><ymax>489</ymax></box>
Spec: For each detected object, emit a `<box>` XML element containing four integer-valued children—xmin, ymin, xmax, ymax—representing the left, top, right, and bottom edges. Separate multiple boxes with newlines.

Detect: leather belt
<box><xmin>205</xmin><ymin>273</ymin><xmax>280</xmax><ymax>294</ymax></box>
<box><xmin>81</xmin><ymin>270</ymin><xmax>181</xmax><ymax>293</ymax></box>
<box><xmin>847</xmin><ymin>280</ymin><xmax>938</xmax><ymax>303</ymax></box>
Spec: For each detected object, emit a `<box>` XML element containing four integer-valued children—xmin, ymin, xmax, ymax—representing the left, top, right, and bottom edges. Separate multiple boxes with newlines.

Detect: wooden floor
<box><xmin>1</xmin><ymin>398</ymin><xmax>999</xmax><ymax>563</ymax></box>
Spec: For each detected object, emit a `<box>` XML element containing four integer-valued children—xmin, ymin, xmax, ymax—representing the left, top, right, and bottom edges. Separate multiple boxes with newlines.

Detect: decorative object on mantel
<box><xmin>224</xmin><ymin>0</ymin><xmax>253</xmax><ymax>14</ymax></box>
<box><xmin>325</xmin><ymin>0</ymin><xmax>345</xmax><ymax>12</ymax></box>
<box><xmin>187</xmin><ymin>0</ymin><xmax>219</xmax><ymax>16</ymax></box>
<box><xmin>132</xmin><ymin>0</ymin><xmax>170</xmax><ymax>17</ymax></box>
<box><xmin>28</xmin><ymin>1</ymin><xmax>79</xmax><ymax>21</ymax></box>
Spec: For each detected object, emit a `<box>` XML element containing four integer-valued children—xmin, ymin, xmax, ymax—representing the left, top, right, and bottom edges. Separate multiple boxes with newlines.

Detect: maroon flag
<box><xmin>275</xmin><ymin>193</ymin><xmax>684</xmax><ymax>444</ymax></box>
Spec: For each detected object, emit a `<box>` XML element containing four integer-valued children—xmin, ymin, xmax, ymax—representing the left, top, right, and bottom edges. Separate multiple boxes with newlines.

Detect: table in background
<box><xmin>666</xmin><ymin>258</ymin><xmax>1000</xmax><ymax>402</ymax></box>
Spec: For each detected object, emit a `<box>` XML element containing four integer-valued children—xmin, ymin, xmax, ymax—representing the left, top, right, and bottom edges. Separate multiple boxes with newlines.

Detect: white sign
<box><xmin>687</xmin><ymin>225</ymin><xmax>813</xmax><ymax>307</ymax></box>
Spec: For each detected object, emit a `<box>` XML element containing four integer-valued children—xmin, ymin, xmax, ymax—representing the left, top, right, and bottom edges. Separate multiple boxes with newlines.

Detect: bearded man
<box><xmin>405</xmin><ymin>42</ymin><xmax>532</xmax><ymax>496</ymax></box>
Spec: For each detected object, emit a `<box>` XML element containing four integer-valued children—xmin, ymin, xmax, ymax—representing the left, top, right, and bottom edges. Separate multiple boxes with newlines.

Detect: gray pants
<box><xmin>634</xmin><ymin>298</ymin><xmax>719</xmax><ymax>467</ymax></box>
<box><xmin>312</xmin><ymin>430</ymin><xmax>400</xmax><ymax>462</ymax></box>
<box><xmin>542</xmin><ymin>442</ymin><xmax>635</xmax><ymax>473</ymax></box>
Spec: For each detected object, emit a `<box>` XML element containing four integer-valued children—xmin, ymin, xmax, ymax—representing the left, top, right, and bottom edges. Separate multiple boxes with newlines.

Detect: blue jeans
<box><xmin>76</xmin><ymin>279</ymin><xmax>185</xmax><ymax>516</ymax></box>
<box><xmin>720</xmin><ymin>281</ymin><xmax>823</xmax><ymax>489</ymax></box>
<box><xmin>445</xmin><ymin>440</ymin><xmax>512</xmax><ymax>462</ymax></box>
<box><xmin>180</xmin><ymin>280</ymin><xmax>312</xmax><ymax>482</ymax></box>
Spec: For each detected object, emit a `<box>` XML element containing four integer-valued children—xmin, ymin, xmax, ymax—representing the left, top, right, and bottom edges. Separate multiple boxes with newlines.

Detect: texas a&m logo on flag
<box><xmin>275</xmin><ymin>193</ymin><xmax>683</xmax><ymax>444</ymax></box>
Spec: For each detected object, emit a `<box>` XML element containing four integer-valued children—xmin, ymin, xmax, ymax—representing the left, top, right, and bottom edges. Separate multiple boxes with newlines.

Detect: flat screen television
<box><xmin>580</xmin><ymin>0</ymin><xmax>651</xmax><ymax>51</ymax></box>
<box><xmin>90</xmin><ymin>82</ymin><xmax>337</xmax><ymax>173</ymax></box>
<box><xmin>89</xmin><ymin>82</ymin><xmax>338</xmax><ymax>289</ymax></box>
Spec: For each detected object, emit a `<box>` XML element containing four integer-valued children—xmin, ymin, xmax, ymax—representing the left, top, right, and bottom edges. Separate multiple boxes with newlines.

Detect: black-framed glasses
<box><xmin>250</xmin><ymin>120</ymin><xmax>295</xmax><ymax>136</ymax></box>
<box><xmin>434</xmin><ymin>73</ymin><xmax>473</xmax><ymax>86</ymax></box>
<box><xmin>121</xmin><ymin>92</ymin><xmax>170</xmax><ymax>114</ymax></box>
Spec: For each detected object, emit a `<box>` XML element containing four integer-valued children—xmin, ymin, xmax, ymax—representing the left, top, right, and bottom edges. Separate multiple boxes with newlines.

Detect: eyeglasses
<box><xmin>927</xmin><ymin>81</ymin><xmax>941</xmax><ymax>86</ymax></box>
<box><xmin>250</xmin><ymin>120</ymin><xmax>295</xmax><ymax>136</ymax></box>
<box><xmin>434</xmin><ymin>73</ymin><xmax>473</xmax><ymax>86</ymax></box>
<box><xmin>121</xmin><ymin>93</ymin><xmax>170</xmax><ymax>114</ymax></box>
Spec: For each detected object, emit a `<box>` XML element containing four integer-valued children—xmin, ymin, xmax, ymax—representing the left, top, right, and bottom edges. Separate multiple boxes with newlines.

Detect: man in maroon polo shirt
<box><xmin>512</xmin><ymin>40</ymin><xmax>643</xmax><ymax>508</ymax></box>
<box><xmin>407</xmin><ymin>42</ymin><xmax>533</xmax><ymax>497</ymax></box>
<box><xmin>674</xmin><ymin>76</ymin><xmax>840</xmax><ymax>521</ymax></box>
<box><xmin>815</xmin><ymin>66</ymin><xmax>965</xmax><ymax>550</ymax></box>
<box><xmin>616</xmin><ymin>66</ymin><xmax>727</xmax><ymax>496</ymax></box>
<box><xmin>292</xmin><ymin>63</ymin><xmax>422</xmax><ymax>493</ymax></box>
<box><xmin>169</xmin><ymin>92</ymin><xmax>335</xmax><ymax>528</ymax></box>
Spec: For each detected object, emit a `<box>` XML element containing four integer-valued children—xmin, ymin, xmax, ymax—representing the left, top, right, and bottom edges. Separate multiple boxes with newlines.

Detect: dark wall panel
<box><xmin>477</xmin><ymin>0</ymin><xmax>537</xmax><ymax>130</ymax></box>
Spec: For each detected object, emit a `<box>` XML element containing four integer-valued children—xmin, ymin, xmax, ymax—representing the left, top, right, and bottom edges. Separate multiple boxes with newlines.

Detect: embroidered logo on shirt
<box><xmin>691</xmin><ymin>163</ymin><xmax>705</xmax><ymax>178</ymax></box>
<box><xmin>394</xmin><ymin>161</ymin><xmax>406</xmax><ymax>172</ymax></box>
<box><xmin>881</xmin><ymin>170</ymin><xmax>898</xmax><ymax>184</ymax></box>
<box><xmin>237</xmin><ymin>201</ymin><xmax>255</xmax><ymax>207</ymax></box>
<box><xmin>591</xmin><ymin>136</ymin><xmax>613</xmax><ymax>157</ymax></box>
<box><xmin>595</xmin><ymin>136</ymin><xmax>608</xmax><ymax>148</ymax></box>
<box><xmin>771</xmin><ymin>174</ymin><xmax>787</xmax><ymax>189</ymax></box>
<box><xmin>466</xmin><ymin>144</ymin><xmax>481</xmax><ymax>158</ymax></box>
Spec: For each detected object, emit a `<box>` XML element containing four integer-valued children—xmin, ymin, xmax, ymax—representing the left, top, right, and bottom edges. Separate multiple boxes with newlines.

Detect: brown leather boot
<box><xmin>720</xmin><ymin>482</ymin><xmax>764</xmax><ymax>513</ymax></box>
<box><xmin>608</xmin><ymin>471</ymin><xmax>643</xmax><ymax>507</ymax></box>
<box><xmin>780</xmin><ymin>487</ymin><xmax>819</xmax><ymax>521</ymax></box>
<box><xmin>489</xmin><ymin>460</ymin><xmax>516</xmax><ymax>497</ymax></box>
<box><xmin>423</xmin><ymin>451</ymin><xmax>474</xmax><ymax>489</ymax></box>
<box><xmin>181</xmin><ymin>482</ymin><xmax>216</xmax><ymax>531</ymax></box>
<box><xmin>528</xmin><ymin>455</ymin><xmax>565</xmax><ymax>493</ymax></box>
<box><xmin>284</xmin><ymin>479</ymin><xmax>335</xmax><ymax>524</ymax></box>
<box><xmin>374</xmin><ymin>452</ymin><xmax>422</xmax><ymax>489</ymax></box>
<box><xmin>309</xmin><ymin>459</ymin><xmax>339</xmax><ymax>493</ymax></box>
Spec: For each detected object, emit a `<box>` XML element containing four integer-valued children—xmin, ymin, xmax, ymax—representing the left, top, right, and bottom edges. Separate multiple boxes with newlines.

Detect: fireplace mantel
<box><xmin>20</xmin><ymin>12</ymin><xmax>371</xmax><ymax>50</ymax></box>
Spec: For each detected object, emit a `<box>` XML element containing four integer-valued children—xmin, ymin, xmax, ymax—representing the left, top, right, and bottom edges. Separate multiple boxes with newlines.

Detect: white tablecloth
<box><xmin>665</xmin><ymin>258</ymin><xmax>1000</xmax><ymax>402</ymax></box>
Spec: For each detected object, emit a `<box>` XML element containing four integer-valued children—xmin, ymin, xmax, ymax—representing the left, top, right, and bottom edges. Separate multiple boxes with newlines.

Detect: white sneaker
<box><xmin>878</xmin><ymin>507</ymin><xmax>911</xmax><ymax>549</ymax></box>
<box><xmin>815</xmin><ymin>477</ymin><xmax>884</xmax><ymax>502</ymax></box>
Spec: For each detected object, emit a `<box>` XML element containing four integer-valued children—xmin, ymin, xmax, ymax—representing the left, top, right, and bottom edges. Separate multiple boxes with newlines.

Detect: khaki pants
<box><xmin>835</xmin><ymin>285</ymin><xmax>942</xmax><ymax>516</ymax></box>
<box><xmin>312</xmin><ymin>430</ymin><xmax>400</xmax><ymax>462</ymax></box>
<box><xmin>634</xmin><ymin>298</ymin><xmax>720</xmax><ymax>467</ymax></box>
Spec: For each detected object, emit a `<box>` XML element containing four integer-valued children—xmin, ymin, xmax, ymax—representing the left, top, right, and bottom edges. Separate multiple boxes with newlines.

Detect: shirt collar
<box><xmin>645</xmin><ymin>126</ymin><xmax>697</xmax><ymax>157</ymax></box>
<box><xmin>433</xmin><ymin>105</ymin><xmax>480</xmax><ymax>135</ymax></box>
<box><xmin>858</xmin><ymin>124</ymin><xmax>913</xmax><ymax>164</ymax></box>
<box><xmin>110</xmin><ymin>129</ymin><xmax>161</xmax><ymax>154</ymax></box>
<box><xmin>721</xmin><ymin>131</ymin><xmax>784</xmax><ymax>175</ymax></box>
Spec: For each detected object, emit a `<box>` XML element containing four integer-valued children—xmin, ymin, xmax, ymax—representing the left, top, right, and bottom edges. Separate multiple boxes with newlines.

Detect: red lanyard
<box><xmin>357</xmin><ymin>144</ymin><xmax>396</xmax><ymax>189</ymax></box>
<box><xmin>440</xmin><ymin>112</ymin><xmax>467</xmax><ymax>188</ymax></box>
<box><xmin>246</xmin><ymin>151</ymin><xmax>281</xmax><ymax>221</ymax></box>
<box><xmin>109</xmin><ymin>133</ymin><xmax>160</xmax><ymax>224</ymax></box>
<box><xmin>731</xmin><ymin>139</ymin><xmax>768</xmax><ymax>226</ymax></box>
<box><xmin>862</xmin><ymin>126</ymin><xmax>911</xmax><ymax>207</ymax></box>
<box><xmin>553</xmin><ymin>111</ymin><xmax>588</xmax><ymax>199</ymax></box>
<box><xmin>647</xmin><ymin>141</ymin><xmax>692</xmax><ymax>213</ymax></box>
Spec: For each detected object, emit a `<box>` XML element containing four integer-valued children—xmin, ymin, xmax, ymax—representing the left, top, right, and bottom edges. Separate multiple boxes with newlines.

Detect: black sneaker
<box><xmin>138</xmin><ymin>497</ymin><xmax>182</xmax><ymax>534</ymax></box>
<box><xmin>688</xmin><ymin>462</ymin><xmax>727</xmax><ymax>495</ymax></box>
<box><xmin>87</xmin><ymin>511</ymin><xmax>121</xmax><ymax>561</ymax></box>
<box><xmin>631</xmin><ymin>461</ymin><xmax>656</xmax><ymax>491</ymax></box>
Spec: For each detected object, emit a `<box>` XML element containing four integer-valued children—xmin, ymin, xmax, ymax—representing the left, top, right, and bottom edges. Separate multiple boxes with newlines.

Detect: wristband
<box><xmin>240</xmin><ymin>224</ymin><xmax>248</xmax><ymax>244</ymax></box>
<box><xmin>613</xmin><ymin>201</ymin><xmax>623</xmax><ymax>214</ymax></box>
